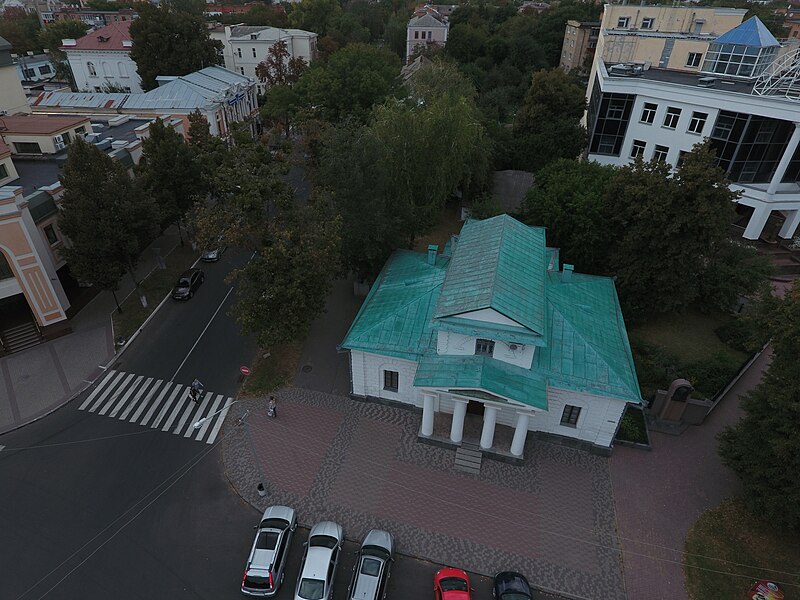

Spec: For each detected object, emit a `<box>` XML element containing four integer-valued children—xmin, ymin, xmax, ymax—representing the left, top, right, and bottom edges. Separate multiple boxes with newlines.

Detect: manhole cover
<box><xmin>301</xmin><ymin>364</ymin><xmax>313</xmax><ymax>373</ymax></box>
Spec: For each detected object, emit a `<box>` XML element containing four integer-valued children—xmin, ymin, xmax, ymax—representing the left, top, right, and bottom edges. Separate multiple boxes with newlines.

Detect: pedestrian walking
<box><xmin>267</xmin><ymin>396</ymin><xmax>277</xmax><ymax>418</ymax></box>
<box><xmin>191</xmin><ymin>378</ymin><xmax>204</xmax><ymax>403</ymax></box>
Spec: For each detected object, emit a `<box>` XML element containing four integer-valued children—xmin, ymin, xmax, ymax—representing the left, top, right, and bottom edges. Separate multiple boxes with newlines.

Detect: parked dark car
<box><xmin>171</xmin><ymin>268</ymin><xmax>204</xmax><ymax>300</ymax></box>
<box><xmin>493</xmin><ymin>571</ymin><xmax>532</xmax><ymax>600</ymax></box>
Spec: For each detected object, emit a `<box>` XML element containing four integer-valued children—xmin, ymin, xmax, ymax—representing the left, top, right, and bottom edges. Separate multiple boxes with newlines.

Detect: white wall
<box><xmin>539</xmin><ymin>387</ymin><xmax>627</xmax><ymax>447</ymax></box>
<box><xmin>66</xmin><ymin>50</ymin><xmax>142</xmax><ymax>93</ymax></box>
<box><xmin>350</xmin><ymin>350</ymin><xmax>424</xmax><ymax>407</ymax></box>
<box><xmin>456</xmin><ymin>308</ymin><xmax>523</xmax><ymax>327</ymax></box>
<box><xmin>436</xmin><ymin>330</ymin><xmax>535</xmax><ymax>369</ymax></box>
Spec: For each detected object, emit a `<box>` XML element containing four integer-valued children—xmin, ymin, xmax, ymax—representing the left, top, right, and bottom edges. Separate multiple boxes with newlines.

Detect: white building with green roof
<box><xmin>340</xmin><ymin>215</ymin><xmax>642</xmax><ymax>456</ymax></box>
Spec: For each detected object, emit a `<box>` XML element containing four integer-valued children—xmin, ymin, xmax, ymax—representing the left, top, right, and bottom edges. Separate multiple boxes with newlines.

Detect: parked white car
<box><xmin>241</xmin><ymin>505</ymin><xmax>297</xmax><ymax>597</ymax></box>
<box><xmin>348</xmin><ymin>529</ymin><xmax>394</xmax><ymax>600</ymax></box>
<box><xmin>294</xmin><ymin>521</ymin><xmax>344</xmax><ymax>600</ymax></box>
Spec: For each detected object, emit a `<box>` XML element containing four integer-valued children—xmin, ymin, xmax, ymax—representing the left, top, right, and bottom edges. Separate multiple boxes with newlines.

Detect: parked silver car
<box><xmin>348</xmin><ymin>529</ymin><xmax>394</xmax><ymax>600</ymax></box>
<box><xmin>294</xmin><ymin>521</ymin><xmax>344</xmax><ymax>600</ymax></box>
<box><xmin>241</xmin><ymin>505</ymin><xmax>297</xmax><ymax>597</ymax></box>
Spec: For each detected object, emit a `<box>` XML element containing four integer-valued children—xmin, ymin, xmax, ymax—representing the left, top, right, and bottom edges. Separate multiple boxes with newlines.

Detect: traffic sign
<box><xmin>240</xmin><ymin>366</ymin><xmax>251</xmax><ymax>376</ymax></box>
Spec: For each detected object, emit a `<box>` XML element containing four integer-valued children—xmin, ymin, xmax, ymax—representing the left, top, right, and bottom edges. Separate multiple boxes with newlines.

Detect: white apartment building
<box><xmin>61</xmin><ymin>20</ymin><xmax>141</xmax><ymax>93</ymax></box>
<box><xmin>210</xmin><ymin>25</ymin><xmax>317</xmax><ymax>91</ymax></box>
<box><xmin>586</xmin><ymin>6</ymin><xmax>800</xmax><ymax>241</ymax></box>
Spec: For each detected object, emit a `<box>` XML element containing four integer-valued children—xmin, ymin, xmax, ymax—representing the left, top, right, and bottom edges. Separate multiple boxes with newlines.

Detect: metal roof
<box><xmin>32</xmin><ymin>91</ymin><xmax>129</xmax><ymax>109</ymax></box>
<box><xmin>341</xmin><ymin>215</ymin><xmax>642</xmax><ymax>404</ymax></box>
<box><xmin>26</xmin><ymin>190</ymin><xmax>58</xmax><ymax>223</ymax></box>
<box><xmin>408</xmin><ymin>13</ymin><xmax>448</xmax><ymax>28</ymax></box>
<box><xmin>714</xmin><ymin>16</ymin><xmax>779</xmax><ymax>47</ymax></box>
<box><xmin>124</xmin><ymin>66</ymin><xmax>252</xmax><ymax>110</ymax></box>
<box><xmin>434</xmin><ymin>215</ymin><xmax>547</xmax><ymax>335</ymax></box>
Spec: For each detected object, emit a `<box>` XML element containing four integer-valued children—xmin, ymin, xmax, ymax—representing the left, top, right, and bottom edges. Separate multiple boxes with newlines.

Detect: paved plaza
<box><xmin>223</xmin><ymin>388</ymin><xmax>627</xmax><ymax>600</ymax></box>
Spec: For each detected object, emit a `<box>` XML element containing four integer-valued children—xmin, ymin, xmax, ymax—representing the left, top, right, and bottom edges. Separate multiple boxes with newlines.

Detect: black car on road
<box><xmin>171</xmin><ymin>268</ymin><xmax>204</xmax><ymax>300</ymax></box>
<box><xmin>493</xmin><ymin>571</ymin><xmax>532</xmax><ymax>600</ymax></box>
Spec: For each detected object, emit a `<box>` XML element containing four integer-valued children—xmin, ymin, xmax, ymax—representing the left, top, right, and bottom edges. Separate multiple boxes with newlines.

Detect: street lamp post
<box><xmin>193</xmin><ymin>400</ymin><xmax>240</xmax><ymax>430</ymax></box>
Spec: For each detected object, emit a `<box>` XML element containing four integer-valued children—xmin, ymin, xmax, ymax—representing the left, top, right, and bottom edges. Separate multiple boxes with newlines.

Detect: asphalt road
<box><xmin>0</xmin><ymin>245</ymin><xmax>532</xmax><ymax>600</ymax></box>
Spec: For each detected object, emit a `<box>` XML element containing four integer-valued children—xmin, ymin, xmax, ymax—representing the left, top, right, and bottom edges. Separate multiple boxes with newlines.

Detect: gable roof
<box><xmin>434</xmin><ymin>215</ymin><xmax>547</xmax><ymax>335</ymax></box>
<box><xmin>123</xmin><ymin>66</ymin><xmax>251</xmax><ymax>110</ymax></box>
<box><xmin>63</xmin><ymin>21</ymin><xmax>133</xmax><ymax>52</ymax></box>
<box><xmin>714</xmin><ymin>16</ymin><xmax>779</xmax><ymax>47</ymax></box>
<box><xmin>409</xmin><ymin>13</ymin><xmax>448</xmax><ymax>28</ymax></box>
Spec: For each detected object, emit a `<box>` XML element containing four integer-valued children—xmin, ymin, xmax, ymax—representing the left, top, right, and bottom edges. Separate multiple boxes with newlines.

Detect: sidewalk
<box><xmin>0</xmin><ymin>228</ymin><xmax>182</xmax><ymax>435</ymax></box>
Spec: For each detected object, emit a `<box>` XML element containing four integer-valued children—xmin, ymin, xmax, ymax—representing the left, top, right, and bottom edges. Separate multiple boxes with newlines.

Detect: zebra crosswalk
<box><xmin>78</xmin><ymin>370</ymin><xmax>233</xmax><ymax>444</ymax></box>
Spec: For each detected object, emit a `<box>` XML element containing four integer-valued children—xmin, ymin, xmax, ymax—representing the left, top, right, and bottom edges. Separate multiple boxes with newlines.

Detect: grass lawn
<box><xmin>414</xmin><ymin>202</ymin><xmax>463</xmax><ymax>252</ymax></box>
<box><xmin>241</xmin><ymin>341</ymin><xmax>304</xmax><ymax>398</ymax></box>
<box><xmin>684</xmin><ymin>498</ymin><xmax>800</xmax><ymax>599</ymax></box>
<box><xmin>112</xmin><ymin>244</ymin><xmax>200</xmax><ymax>342</ymax></box>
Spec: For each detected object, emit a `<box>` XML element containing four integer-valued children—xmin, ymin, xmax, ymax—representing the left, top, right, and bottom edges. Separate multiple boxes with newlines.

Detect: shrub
<box><xmin>715</xmin><ymin>317</ymin><xmax>765</xmax><ymax>354</ymax></box>
<box><xmin>616</xmin><ymin>408</ymin><xmax>648</xmax><ymax>444</ymax></box>
<box><xmin>682</xmin><ymin>352</ymin><xmax>741</xmax><ymax>398</ymax></box>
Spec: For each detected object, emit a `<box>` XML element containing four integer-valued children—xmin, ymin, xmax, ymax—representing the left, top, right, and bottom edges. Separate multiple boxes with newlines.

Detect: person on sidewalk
<box><xmin>267</xmin><ymin>396</ymin><xmax>277</xmax><ymax>418</ymax></box>
<box><xmin>190</xmin><ymin>379</ymin><xmax>204</xmax><ymax>403</ymax></box>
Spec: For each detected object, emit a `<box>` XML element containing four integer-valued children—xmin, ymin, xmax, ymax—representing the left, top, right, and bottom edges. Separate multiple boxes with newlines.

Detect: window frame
<box><xmin>687</xmin><ymin>111</ymin><xmax>708</xmax><ymax>135</ymax></box>
<box><xmin>0</xmin><ymin>163</ymin><xmax>8</xmax><ymax>179</ymax></box>
<box><xmin>686</xmin><ymin>52</ymin><xmax>702</xmax><ymax>68</ymax></box>
<box><xmin>560</xmin><ymin>405</ymin><xmax>582</xmax><ymax>427</ymax></box>
<box><xmin>475</xmin><ymin>338</ymin><xmax>495</xmax><ymax>356</ymax></box>
<box><xmin>617</xmin><ymin>16</ymin><xmax>629</xmax><ymax>28</ymax></box>
<box><xmin>663</xmin><ymin>107</ymin><xmax>681</xmax><ymax>129</ymax></box>
<box><xmin>641</xmin><ymin>17</ymin><xmax>654</xmax><ymax>29</ymax></box>
<box><xmin>652</xmin><ymin>144</ymin><xmax>669</xmax><ymax>162</ymax></box>
<box><xmin>640</xmin><ymin>102</ymin><xmax>657</xmax><ymax>124</ymax></box>
<box><xmin>43</xmin><ymin>224</ymin><xmax>59</xmax><ymax>246</ymax></box>
<box><xmin>630</xmin><ymin>139</ymin><xmax>646</xmax><ymax>159</ymax></box>
<box><xmin>383</xmin><ymin>370</ymin><xmax>399</xmax><ymax>392</ymax></box>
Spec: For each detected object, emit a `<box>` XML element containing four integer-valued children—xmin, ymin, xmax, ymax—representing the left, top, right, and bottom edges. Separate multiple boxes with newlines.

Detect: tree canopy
<box><xmin>129</xmin><ymin>3</ymin><xmax>223</xmax><ymax>90</ymax></box>
<box><xmin>718</xmin><ymin>285</ymin><xmax>800</xmax><ymax>531</ymax></box>
<box><xmin>37</xmin><ymin>19</ymin><xmax>90</xmax><ymax>87</ymax></box>
<box><xmin>0</xmin><ymin>8</ymin><xmax>41</xmax><ymax>54</ymax></box>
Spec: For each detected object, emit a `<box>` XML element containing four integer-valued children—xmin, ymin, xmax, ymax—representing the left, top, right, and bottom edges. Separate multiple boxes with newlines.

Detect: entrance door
<box><xmin>466</xmin><ymin>400</ymin><xmax>484</xmax><ymax>416</ymax></box>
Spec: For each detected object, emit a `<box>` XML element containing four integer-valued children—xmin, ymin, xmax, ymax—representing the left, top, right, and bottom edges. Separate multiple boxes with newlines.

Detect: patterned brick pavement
<box><xmin>223</xmin><ymin>388</ymin><xmax>626</xmax><ymax>600</ymax></box>
<box><xmin>609</xmin><ymin>348</ymin><xmax>772</xmax><ymax>600</ymax></box>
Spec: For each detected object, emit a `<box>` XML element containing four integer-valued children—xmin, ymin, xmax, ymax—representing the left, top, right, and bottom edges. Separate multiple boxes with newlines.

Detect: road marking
<box><xmin>162</xmin><ymin>392</ymin><xmax>189</xmax><ymax>432</ymax></box>
<box><xmin>207</xmin><ymin>398</ymin><xmax>233</xmax><ymax>444</ymax></box>
<box><xmin>89</xmin><ymin>372</ymin><xmax>131</xmax><ymax>413</ymax></box>
<box><xmin>128</xmin><ymin>379</ymin><xmax>159</xmax><ymax>422</ymax></box>
<box><xmin>150</xmin><ymin>385</ymin><xmax>183</xmax><ymax>429</ymax></box>
<box><xmin>106</xmin><ymin>375</ymin><xmax>144</xmax><ymax>418</ymax></box>
<box><xmin>79</xmin><ymin>370</ymin><xmax>118</xmax><ymax>411</ymax></box>
<box><xmin>169</xmin><ymin>286</ymin><xmax>235</xmax><ymax>382</ymax></box>
<box><xmin>173</xmin><ymin>391</ymin><xmax>208</xmax><ymax>435</ymax></box>
<box><xmin>119</xmin><ymin>377</ymin><xmax>154</xmax><ymax>420</ymax></box>
<box><xmin>195</xmin><ymin>395</ymin><xmax>223</xmax><ymax>441</ymax></box>
<box><xmin>183</xmin><ymin>394</ymin><xmax>211</xmax><ymax>437</ymax></box>
<box><xmin>138</xmin><ymin>382</ymin><xmax>173</xmax><ymax>426</ymax></box>
<box><xmin>0</xmin><ymin>445</ymin><xmax>5</xmax><ymax>453</ymax></box>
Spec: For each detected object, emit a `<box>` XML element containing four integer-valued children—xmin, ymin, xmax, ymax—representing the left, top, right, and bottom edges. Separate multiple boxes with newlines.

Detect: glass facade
<box><xmin>709</xmin><ymin>111</ymin><xmax>793</xmax><ymax>183</ymax></box>
<box><xmin>701</xmin><ymin>43</ymin><xmax>778</xmax><ymax>79</ymax></box>
<box><xmin>588</xmin><ymin>83</ymin><xmax>636</xmax><ymax>157</ymax></box>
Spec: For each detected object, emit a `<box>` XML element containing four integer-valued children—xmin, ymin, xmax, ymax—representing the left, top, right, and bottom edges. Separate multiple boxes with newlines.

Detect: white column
<box><xmin>449</xmin><ymin>399</ymin><xmax>468</xmax><ymax>444</ymax></box>
<box><xmin>743</xmin><ymin>205</ymin><xmax>772</xmax><ymax>240</ymax></box>
<box><xmin>510</xmin><ymin>412</ymin><xmax>531</xmax><ymax>457</ymax></box>
<box><xmin>480</xmin><ymin>405</ymin><xmax>499</xmax><ymax>450</ymax></box>
<box><xmin>767</xmin><ymin>123</ymin><xmax>800</xmax><ymax>195</ymax></box>
<box><xmin>420</xmin><ymin>393</ymin><xmax>435</xmax><ymax>437</ymax></box>
<box><xmin>779</xmin><ymin>209</ymin><xmax>800</xmax><ymax>239</ymax></box>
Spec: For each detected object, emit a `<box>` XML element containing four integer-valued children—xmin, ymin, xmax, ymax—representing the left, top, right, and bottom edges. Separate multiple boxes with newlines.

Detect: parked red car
<box><xmin>434</xmin><ymin>567</ymin><xmax>472</xmax><ymax>600</ymax></box>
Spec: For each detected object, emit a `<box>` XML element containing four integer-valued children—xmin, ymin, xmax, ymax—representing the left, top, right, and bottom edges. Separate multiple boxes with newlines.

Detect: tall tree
<box><xmin>136</xmin><ymin>118</ymin><xmax>203</xmax><ymax>243</ymax></box>
<box><xmin>129</xmin><ymin>3</ymin><xmax>223</xmax><ymax>91</ymax></box>
<box><xmin>718</xmin><ymin>285</ymin><xmax>800</xmax><ymax>531</ymax></box>
<box><xmin>297</xmin><ymin>43</ymin><xmax>400</xmax><ymax>123</ymax></box>
<box><xmin>37</xmin><ymin>19</ymin><xmax>90</xmax><ymax>87</ymax></box>
<box><xmin>522</xmin><ymin>159</ymin><xmax>617</xmax><ymax>273</ymax></box>
<box><xmin>58</xmin><ymin>140</ymin><xmax>158</xmax><ymax>308</ymax></box>
<box><xmin>255</xmin><ymin>40</ymin><xmax>308</xmax><ymax>87</ymax></box>
<box><xmin>288</xmin><ymin>0</ymin><xmax>341</xmax><ymax>35</ymax></box>
<box><xmin>512</xmin><ymin>68</ymin><xmax>586</xmax><ymax>172</ymax></box>
<box><xmin>0</xmin><ymin>8</ymin><xmax>41</xmax><ymax>54</ymax></box>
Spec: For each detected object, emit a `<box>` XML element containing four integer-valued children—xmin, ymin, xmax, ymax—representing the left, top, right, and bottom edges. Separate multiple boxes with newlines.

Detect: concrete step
<box><xmin>454</xmin><ymin>443</ymin><xmax>482</xmax><ymax>475</ymax></box>
<box><xmin>1</xmin><ymin>321</ymin><xmax>42</xmax><ymax>353</ymax></box>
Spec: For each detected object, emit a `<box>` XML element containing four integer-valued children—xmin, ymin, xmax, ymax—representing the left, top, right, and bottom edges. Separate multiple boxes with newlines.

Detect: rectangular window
<box><xmin>39</xmin><ymin>65</ymin><xmax>52</xmax><ymax>75</ymax></box>
<box><xmin>0</xmin><ymin>163</ymin><xmax>8</xmax><ymax>179</ymax></box>
<box><xmin>43</xmin><ymin>224</ymin><xmax>59</xmax><ymax>245</ymax></box>
<box><xmin>561</xmin><ymin>405</ymin><xmax>581</xmax><ymax>427</ymax></box>
<box><xmin>677</xmin><ymin>150</ymin><xmax>689</xmax><ymax>168</ymax></box>
<box><xmin>75</xmin><ymin>126</ymin><xmax>86</xmax><ymax>135</ymax></box>
<box><xmin>687</xmin><ymin>111</ymin><xmax>708</xmax><ymax>135</ymax></box>
<box><xmin>640</xmin><ymin>102</ymin><xmax>657</xmax><ymax>124</ymax></box>
<box><xmin>240</xmin><ymin>67</ymin><xmax>245</xmax><ymax>75</ymax></box>
<box><xmin>630</xmin><ymin>139</ymin><xmax>646</xmax><ymax>158</ymax></box>
<box><xmin>414</xmin><ymin>31</ymin><xmax>419</xmax><ymax>39</ymax></box>
<box><xmin>383</xmin><ymin>370</ymin><xmax>399</xmax><ymax>392</ymax></box>
<box><xmin>237</xmin><ymin>48</ymin><xmax>242</xmax><ymax>58</ymax></box>
<box><xmin>641</xmin><ymin>17</ymin><xmax>654</xmax><ymax>29</ymax></box>
<box><xmin>252</xmin><ymin>47</ymin><xmax>257</xmax><ymax>58</ymax></box>
<box><xmin>686</xmin><ymin>52</ymin><xmax>702</xmax><ymax>68</ymax></box>
<box><xmin>663</xmin><ymin>107</ymin><xmax>681</xmax><ymax>129</ymax></box>
<box><xmin>23</xmin><ymin>68</ymin><xmax>35</xmax><ymax>79</ymax></box>
<box><xmin>653</xmin><ymin>144</ymin><xmax>669</xmax><ymax>162</ymax></box>
<box><xmin>617</xmin><ymin>16</ymin><xmax>629</xmax><ymax>28</ymax></box>
<box><xmin>427</xmin><ymin>30</ymin><xmax>432</xmax><ymax>39</ymax></box>
<box><xmin>606</xmin><ymin>97</ymin><xmax>628</xmax><ymax>120</ymax></box>
<box><xmin>475</xmin><ymin>338</ymin><xmax>495</xmax><ymax>356</ymax></box>
<box><xmin>14</xmin><ymin>142</ymin><xmax>41</xmax><ymax>154</ymax></box>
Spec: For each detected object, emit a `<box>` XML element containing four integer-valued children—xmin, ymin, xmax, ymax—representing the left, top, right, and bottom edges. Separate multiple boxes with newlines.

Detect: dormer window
<box><xmin>475</xmin><ymin>339</ymin><xmax>495</xmax><ymax>356</ymax></box>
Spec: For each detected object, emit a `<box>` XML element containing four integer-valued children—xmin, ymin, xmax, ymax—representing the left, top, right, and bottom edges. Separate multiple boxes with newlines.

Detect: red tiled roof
<box><xmin>62</xmin><ymin>20</ymin><xmax>133</xmax><ymax>52</ymax></box>
<box><xmin>0</xmin><ymin>115</ymin><xmax>90</xmax><ymax>135</ymax></box>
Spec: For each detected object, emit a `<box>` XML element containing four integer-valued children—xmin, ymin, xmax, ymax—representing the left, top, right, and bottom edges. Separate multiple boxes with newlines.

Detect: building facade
<box><xmin>560</xmin><ymin>20</ymin><xmax>600</xmax><ymax>72</ymax></box>
<box><xmin>586</xmin><ymin>8</ymin><xmax>800</xmax><ymax>241</ymax></box>
<box><xmin>341</xmin><ymin>215</ymin><xmax>641</xmax><ymax>456</ymax></box>
<box><xmin>209</xmin><ymin>25</ymin><xmax>317</xmax><ymax>91</ymax></box>
<box><xmin>406</xmin><ymin>6</ymin><xmax>450</xmax><ymax>62</ymax></box>
<box><xmin>62</xmin><ymin>21</ymin><xmax>141</xmax><ymax>93</ymax></box>
<box><xmin>13</xmin><ymin>54</ymin><xmax>56</xmax><ymax>83</ymax></box>
<box><xmin>1</xmin><ymin>36</ymin><xmax>32</xmax><ymax>115</ymax></box>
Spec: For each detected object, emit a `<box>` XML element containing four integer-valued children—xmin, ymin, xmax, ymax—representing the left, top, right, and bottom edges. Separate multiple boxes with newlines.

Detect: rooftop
<box><xmin>714</xmin><ymin>16</ymin><xmax>779</xmax><ymax>47</ymax></box>
<box><xmin>604</xmin><ymin>62</ymin><xmax>756</xmax><ymax>94</ymax></box>
<box><xmin>0</xmin><ymin>114</ymin><xmax>90</xmax><ymax>135</ymax></box>
<box><xmin>409</xmin><ymin>13</ymin><xmax>448</xmax><ymax>28</ymax></box>
<box><xmin>61</xmin><ymin>20</ymin><xmax>133</xmax><ymax>52</ymax></box>
<box><xmin>228</xmin><ymin>25</ymin><xmax>315</xmax><ymax>40</ymax></box>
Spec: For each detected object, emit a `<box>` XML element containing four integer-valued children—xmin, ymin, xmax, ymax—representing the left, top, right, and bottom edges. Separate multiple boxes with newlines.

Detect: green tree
<box><xmin>0</xmin><ymin>8</ymin><xmax>41</xmax><ymax>54</ymax></box>
<box><xmin>58</xmin><ymin>140</ymin><xmax>158</xmax><ymax>308</ymax></box>
<box><xmin>522</xmin><ymin>159</ymin><xmax>616</xmax><ymax>273</ymax></box>
<box><xmin>261</xmin><ymin>84</ymin><xmax>301</xmax><ymax>138</ymax></box>
<box><xmin>446</xmin><ymin>23</ymin><xmax>488</xmax><ymax>63</ymax></box>
<box><xmin>718</xmin><ymin>285</ymin><xmax>800</xmax><ymax>531</ymax></box>
<box><xmin>513</xmin><ymin>68</ymin><xmax>586</xmax><ymax>172</ymax></box>
<box><xmin>136</xmin><ymin>118</ymin><xmax>203</xmax><ymax>243</ymax></box>
<box><xmin>405</xmin><ymin>57</ymin><xmax>477</xmax><ymax>102</ymax></box>
<box><xmin>288</xmin><ymin>0</ymin><xmax>341</xmax><ymax>35</ymax></box>
<box><xmin>384</xmin><ymin>11</ymin><xmax>408</xmax><ymax>59</ymax></box>
<box><xmin>37</xmin><ymin>19</ymin><xmax>90</xmax><ymax>87</ymax></box>
<box><xmin>129</xmin><ymin>3</ymin><xmax>223</xmax><ymax>91</ymax></box>
<box><xmin>230</xmin><ymin>200</ymin><xmax>342</xmax><ymax>348</ymax></box>
<box><xmin>297</xmin><ymin>43</ymin><xmax>400</xmax><ymax>123</ymax></box>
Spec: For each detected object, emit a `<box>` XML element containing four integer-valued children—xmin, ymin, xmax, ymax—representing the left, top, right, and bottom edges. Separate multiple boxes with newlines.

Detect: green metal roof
<box><xmin>341</xmin><ymin>215</ymin><xmax>642</xmax><ymax>405</ymax></box>
<box><xmin>26</xmin><ymin>191</ymin><xmax>58</xmax><ymax>223</ymax></box>
<box><xmin>340</xmin><ymin>250</ymin><xmax>448</xmax><ymax>361</ymax></box>
<box><xmin>414</xmin><ymin>353</ymin><xmax>547</xmax><ymax>409</ymax></box>
<box><xmin>434</xmin><ymin>215</ymin><xmax>547</xmax><ymax>334</ymax></box>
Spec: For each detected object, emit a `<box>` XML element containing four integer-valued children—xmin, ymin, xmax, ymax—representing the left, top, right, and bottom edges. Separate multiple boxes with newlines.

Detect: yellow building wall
<box><xmin>667</xmin><ymin>40</ymin><xmax>711</xmax><ymax>72</ymax></box>
<box><xmin>0</xmin><ymin>65</ymin><xmax>31</xmax><ymax>115</ymax></box>
<box><xmin>601</xmin><ymin>4</ymin><xmax>745</xmax><ymax>36</ymax></box>
<box><xmin>4</xmin><ymin>124</ymin><xmax>90</xmax><ymax>155</ymax></box>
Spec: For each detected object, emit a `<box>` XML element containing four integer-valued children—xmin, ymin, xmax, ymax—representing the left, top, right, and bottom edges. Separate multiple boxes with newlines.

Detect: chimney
<box><xmin>427</xmin><ymin>244</ymin><xmax>438</xmax><ymax>266</ymax></box>
<box><xmin>562</xmin><ymin>263</ymin><xmax>574</xmax><ymax>283</ymax></box>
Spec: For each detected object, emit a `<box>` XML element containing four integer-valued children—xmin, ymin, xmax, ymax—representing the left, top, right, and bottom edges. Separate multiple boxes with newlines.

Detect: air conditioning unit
<box><xmin>507</xmin><ymin>342</ymin><xmax>525</xmax><ymax>351</ymax></box>
<box><xmin>53</xmin><ymin>134</ymin><xmax>65</xmax><ymax>151</ymax></box>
